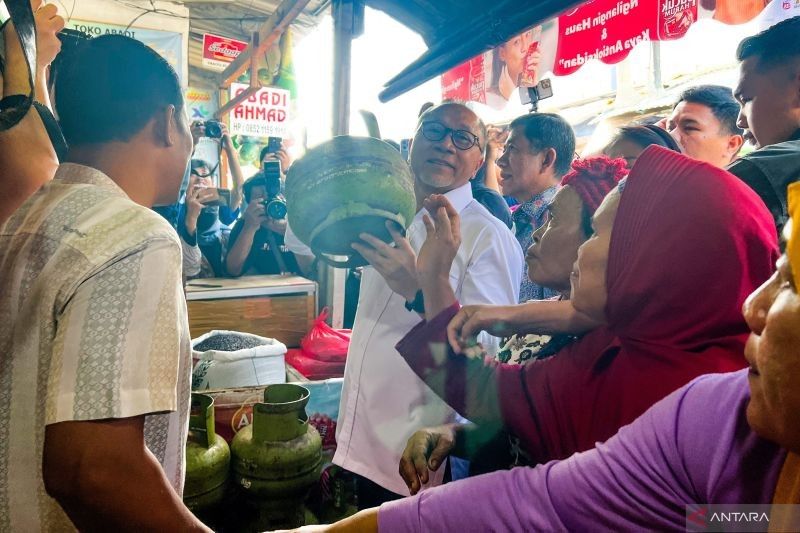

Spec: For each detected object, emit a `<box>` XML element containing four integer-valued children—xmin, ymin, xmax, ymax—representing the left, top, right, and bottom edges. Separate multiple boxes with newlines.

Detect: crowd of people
<box><xmin>1</xmin><ymin>1</ymin><xmax>799</xmax><ymax>530</ymax></box>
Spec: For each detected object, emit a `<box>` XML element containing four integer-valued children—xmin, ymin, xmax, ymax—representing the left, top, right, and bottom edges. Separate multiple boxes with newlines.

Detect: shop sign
<box><xmin>202</xmin><ymin>33</ymin><xmax>248</xmax><ymax>71</ymax></box>
<box><xmin>229</xmin><ymin>83</ymin><xmax>290</xmax><ymax>137</ymax></box>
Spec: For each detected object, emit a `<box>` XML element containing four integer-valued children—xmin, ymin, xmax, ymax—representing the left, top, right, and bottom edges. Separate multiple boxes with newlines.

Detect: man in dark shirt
<box><xmin>470</xmin><ymin>163</ymin><xmax>513</xmax><ymax>229</ymax></box>
<box><xmin>225</xmin><ymin>176</ymin><xmax>299</xmax><ymax>276</ymax></box>
<box><xmin>728</xmin><ymin>16</ymin><xmax>800</xmax><ymax>234</ymax></box>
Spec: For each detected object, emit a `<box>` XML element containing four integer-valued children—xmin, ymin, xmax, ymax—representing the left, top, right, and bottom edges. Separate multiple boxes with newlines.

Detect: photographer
<box><xmin>178</xmin><ymin>159</ymin><xmax>231</xmax><ymax>279</ymax></box>
<box><xmin>225</xmin><ymin>172</ymin><xmax>299</xmax><ymax>276</ymax></box>
<box><xmin>260</xmin><ymin>138</ymin><xmax>291</xmax><ymax>173</ymax></box>
<box><xmin>0</xmin><ymin>0</ymin><xmax>62</xmax><ymax>223</ymax></box>
<box><xmin>190</xmin><ymin>119</ymin><xmax>245</xmax><ymax>222</ymax></box>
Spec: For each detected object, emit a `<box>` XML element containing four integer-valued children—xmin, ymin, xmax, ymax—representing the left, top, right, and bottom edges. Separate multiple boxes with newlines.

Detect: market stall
<box><xmin>185</xmin><ymin>274</ymin><xmax>317</xmax><ymax>346</ymax></box>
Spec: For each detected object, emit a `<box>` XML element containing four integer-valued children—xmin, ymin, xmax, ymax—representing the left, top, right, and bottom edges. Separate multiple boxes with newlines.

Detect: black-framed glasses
<box><xmin>419</xmin><ymin>121</ymin><xmax>482</xmax><ymax>151</ymax></box>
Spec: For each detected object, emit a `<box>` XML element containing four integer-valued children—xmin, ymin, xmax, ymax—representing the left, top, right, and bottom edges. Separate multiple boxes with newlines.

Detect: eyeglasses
<box><xmin>419</xmin><ymin>121</ymin><xmax>482</xmax><ymax>151</ymax></box>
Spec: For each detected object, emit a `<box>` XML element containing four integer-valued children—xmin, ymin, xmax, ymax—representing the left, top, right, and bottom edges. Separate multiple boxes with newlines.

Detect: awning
<box><xmin>372</xmin><ymin>0</ymin><xmax>799</xmax><ymax>104</ymax></box>
<box><xmin>365</xmin><ymin>0</ymin><xmax>584</xmax><ymax>101</ymax></box>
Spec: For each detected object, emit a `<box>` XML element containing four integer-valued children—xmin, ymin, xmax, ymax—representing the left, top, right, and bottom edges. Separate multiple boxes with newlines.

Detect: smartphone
<box><xmin>519</xmin><ymin>78</ymin><xmax>554</xmax><ymax>105</ymax></box>
<box><xmin>400</xmin><ymin>138</ymin><xmax>411</xmax><ymax>161</ymax></box>
<box><xmin>266</xmin><ymin>136</ymin><xmax>282</xmax><ymax>155</ymax></box>
<box><xmin>201</xmin><ymin>188</ymin><xmax>231</xmax><ymax>207</ymax></box>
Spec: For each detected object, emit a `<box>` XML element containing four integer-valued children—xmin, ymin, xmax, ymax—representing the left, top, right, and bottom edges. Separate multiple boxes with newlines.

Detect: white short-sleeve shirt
<box><xmin>332</xmin><ymin>182</ymin><xmax>523</xmax><ymax>494</ymax></box>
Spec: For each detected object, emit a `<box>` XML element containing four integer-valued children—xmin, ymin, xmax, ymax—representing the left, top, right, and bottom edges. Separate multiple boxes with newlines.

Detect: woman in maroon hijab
<box><xmin>394</xmin><ymin>146</ymin><xmax>779</xmax><ymax>493</ymax></box>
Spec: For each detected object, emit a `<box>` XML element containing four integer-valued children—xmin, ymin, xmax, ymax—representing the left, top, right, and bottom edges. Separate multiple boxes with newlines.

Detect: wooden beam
<box><xmin>217</xmin><ymin>0</ymin><xmax>311</xmax><ymax>89</ymax></box>
<box><xmin>215</xmin><ymin>31</ymin><xmax>263</xmax><ymax>119</ymax></box>
<box><xmin>215</xmin><ymin>86</ymin><xmax>259</xmax><ymax>118</ymax></box>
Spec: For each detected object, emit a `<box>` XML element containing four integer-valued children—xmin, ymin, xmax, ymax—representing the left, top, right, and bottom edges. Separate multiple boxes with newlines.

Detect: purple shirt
<box><xmin>379</xmin><ymin>370</ymin><xmax>786</xmax><ymax>531</ymax></box>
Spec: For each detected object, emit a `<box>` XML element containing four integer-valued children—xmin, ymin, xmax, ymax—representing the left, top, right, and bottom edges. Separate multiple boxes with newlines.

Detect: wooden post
<box><xmin>216</xmin><ymin>0</ymin><xmax>311</xmax><ymax>89</ymax></box>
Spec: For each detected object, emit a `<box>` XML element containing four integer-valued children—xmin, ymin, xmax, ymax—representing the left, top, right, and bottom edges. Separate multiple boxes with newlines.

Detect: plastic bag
<box><xmin>300</xmin><ymin>307</ymin><xmax>351</xmax><ymax>362</ymax></box>
<box><xmin>286</xmin><ymin>348</ymin><xmax>346</xmax><ymax>381</ymax></box>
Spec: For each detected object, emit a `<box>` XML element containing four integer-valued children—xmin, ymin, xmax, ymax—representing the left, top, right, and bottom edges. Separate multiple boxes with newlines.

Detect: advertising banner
<box><xmin>68</xmin><ymin>19</ymin><xmax>184</xmax><ymax>84</ymax></box>
<box><xmin>441</xmin><ymin>0</ymin><xmax>776</xmax><ymax>109</ymax></box>
<box><xmin>202</xmin><ymin>33</ymin><xmax>248</xmax><ymax>72</ymax></box>
<box><xmin>185</xmin><ymin>87</ymin><xmax>217</xmax><ymax>121</ymax></box>
<box><xmin>555</xmin><ymin>0</ymin><xmax>695</xmax><ymax>76</ymax></box>
<box><xmin>229</xmin><ymin>83</ymin><xmax>290</xmax><ymax>138</ymax></box>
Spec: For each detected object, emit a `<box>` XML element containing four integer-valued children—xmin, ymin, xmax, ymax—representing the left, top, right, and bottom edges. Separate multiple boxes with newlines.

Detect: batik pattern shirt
<box><xmin>512</xmin><ymin>186</ymin><xmax>559</xmax><ymax>302</ymax></box>
<box><xmin>0</xmin><ymin>164</ymin><xmax>192</xmax><ymax>531</ymax></box>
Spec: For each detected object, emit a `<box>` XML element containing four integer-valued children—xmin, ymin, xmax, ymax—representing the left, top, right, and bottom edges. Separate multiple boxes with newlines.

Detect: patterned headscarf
<box><xmin>560</xmin><ymin>155</ymin><xmax>628</xmax><ymax>216</ymax></box>
<box><xmin>786</xmin><ymin>182</ymin><xmax>800</xmax><ymax>289</ymax></box>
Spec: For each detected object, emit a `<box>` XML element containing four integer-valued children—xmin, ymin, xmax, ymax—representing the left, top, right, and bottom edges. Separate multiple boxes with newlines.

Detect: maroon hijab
<box><xmin>500</xmin><ymin>146</ymin><xmax>779</xmax><ymax>463</ymax></box>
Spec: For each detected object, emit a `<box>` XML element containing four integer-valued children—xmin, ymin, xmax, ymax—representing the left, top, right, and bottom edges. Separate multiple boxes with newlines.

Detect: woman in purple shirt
<box><xmin>301</xmin><ymin>188</ymin><xmax>800</xmax><ymax>531</ymax></box>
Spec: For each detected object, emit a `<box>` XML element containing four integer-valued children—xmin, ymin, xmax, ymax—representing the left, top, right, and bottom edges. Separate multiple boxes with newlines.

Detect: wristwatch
<box><xmin>0</xmin><ymin>94</ymin><xmax>29</xmax><ymax>112</ymax></box>
<box><xmin>404</xmin><ymin>290</ymin><xmax>425</xmax><ymax>313</ymax></box>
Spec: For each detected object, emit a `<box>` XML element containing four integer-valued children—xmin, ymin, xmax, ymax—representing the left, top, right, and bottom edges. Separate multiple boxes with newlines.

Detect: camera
<box><xmin>203</xmin><ymin>120</ymin><xmax>224</xmax><ymax>139</ymax></box>
<box><xmin>261</xmin><ymin>160</ymin><xmax>287</xmax><ymax>220</ymax></box>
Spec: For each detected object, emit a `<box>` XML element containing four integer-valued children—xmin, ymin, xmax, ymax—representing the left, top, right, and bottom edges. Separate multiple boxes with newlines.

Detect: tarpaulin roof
<box><xmin>365</xmin><ymin>0</ymin><xmax>584</xmax><ymax>101</ymax></box>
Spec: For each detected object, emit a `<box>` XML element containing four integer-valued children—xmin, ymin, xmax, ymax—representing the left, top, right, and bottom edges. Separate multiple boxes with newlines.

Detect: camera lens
<box><xmin>204</xmin><ymin>121</ymin><xmax>223</xmax><ymax>139</ymax></box>
<box><xmin>266</xmin><ymin>199</ymin><xmax>287</xmax><ymax>220</ymax></box>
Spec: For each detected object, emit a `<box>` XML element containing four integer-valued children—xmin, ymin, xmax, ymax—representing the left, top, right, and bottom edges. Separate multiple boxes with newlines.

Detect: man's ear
<box><xmin>541</xmin><ymin>147</ymin><xmax>558</xmax><ymax>173</ymax></box>
<box><xmin>154</xmin><ymin>105</ymin><xmax>179</xmax><ymax>147</ymax></box>
<box><xmin>471</xmin><ymin>157</ymin><xmax>485</xmax><ymax>179</ymax></box>
<box><xmin>727</xmin><ymin>134</ymin><xmax>744</xmax><ymax>157</ymax></box>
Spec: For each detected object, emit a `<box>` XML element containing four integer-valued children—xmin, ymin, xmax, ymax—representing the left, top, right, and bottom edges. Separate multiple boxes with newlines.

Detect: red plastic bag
<box><xmin>301</xmin><ymin>307</ymin><xmax>351</xmax><ymax>362</ymax></box>
<box><xmin>286</xmin><ymin>348</ymin><xmax>346</xmax><ymax>381</ymax></box>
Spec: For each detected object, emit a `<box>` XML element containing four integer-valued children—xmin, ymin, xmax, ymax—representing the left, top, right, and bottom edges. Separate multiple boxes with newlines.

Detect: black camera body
<box><xmin>204</xmin><ymin>120</ymin><xmax>224</xmax><ymax>139</ymax></box>
<box><xmin>261</xmin><ymin>160</ymin><xmax>287</xmax><ymax>220</ymax></box>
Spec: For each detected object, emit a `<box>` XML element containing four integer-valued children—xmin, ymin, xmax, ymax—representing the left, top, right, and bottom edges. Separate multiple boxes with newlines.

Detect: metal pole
<box><xmin>317</xmin><ymin>0</ymin><xmax>356</xmax><ymax>328</ymax></box>
<box><xmin>332</xmin><ymin>0</ymin><xmax>353</xmax><ymax>137</ymax></box>
<box><xmin>651</xmin><ymin>41</ymin><xmax>663</xmax><ymax>95</ymax></box>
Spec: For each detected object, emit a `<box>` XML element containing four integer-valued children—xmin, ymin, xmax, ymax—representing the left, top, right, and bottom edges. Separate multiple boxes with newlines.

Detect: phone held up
<box><xmin>202</xmin><ymin>188</ymin><xmax>231</xmax><ymax>208</ymax></box>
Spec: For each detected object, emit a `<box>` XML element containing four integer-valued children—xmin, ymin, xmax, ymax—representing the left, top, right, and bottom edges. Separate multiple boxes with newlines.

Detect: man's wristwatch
<box><xmin>404</xmin><ymin>289</ymin><xmax>425</xmax><ymax>313</ymax></box>
<box><xmin>0</xmin><ymin>94</ymin><xmax>29</xmax><ymax>112</ymax></box>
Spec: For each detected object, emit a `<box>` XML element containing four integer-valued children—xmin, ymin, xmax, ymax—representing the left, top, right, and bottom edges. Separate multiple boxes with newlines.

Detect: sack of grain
<box><xmin>192</xmin><ymin>330</ymin><xmax>286</xmax><ymax>390</ymax></box>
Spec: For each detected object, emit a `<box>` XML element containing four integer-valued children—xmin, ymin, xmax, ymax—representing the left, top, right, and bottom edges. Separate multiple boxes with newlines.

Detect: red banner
<box><xmin>441</xmin><ymin>0</ymin><xmax>778</xmax><ymax>109</ymax></box>
<box><xmin>441</xmin><ymin>56</ymin><xmax>486</xmax><ymax>104</ymax></box>
<box><xmin>555</xmin><ymin>0</ymin><xmax>696</xmax><ymax>75</ymax></box>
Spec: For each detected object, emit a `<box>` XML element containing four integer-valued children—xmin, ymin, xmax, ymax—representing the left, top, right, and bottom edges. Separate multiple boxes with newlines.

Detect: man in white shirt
<box><xmin>335</xmin><ymin>102</ymin><xmax>523</xmax><ymax>501</ymax></box>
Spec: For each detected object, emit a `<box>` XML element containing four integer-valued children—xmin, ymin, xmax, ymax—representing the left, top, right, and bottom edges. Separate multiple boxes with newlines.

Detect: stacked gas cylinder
<box><xmin>184</xmin><ymin>384</ymin><xmax>322</xmax><ymax>530</ymax></box>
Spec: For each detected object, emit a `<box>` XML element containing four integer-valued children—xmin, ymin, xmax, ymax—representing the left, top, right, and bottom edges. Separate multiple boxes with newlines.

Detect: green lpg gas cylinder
<box><xmin>184</xmin><ymin>393</ymin><xmax>230</xmax><ymax>514</ymax></box>
<box><xmin>285</xmin><ymin>136</ymin><xmax>415</xmax><ymax>268</ymax></box>
<box><xmin>231</xmin><ymin>383</ymin><xmax>322</xmax><ymax>529</ymax></box>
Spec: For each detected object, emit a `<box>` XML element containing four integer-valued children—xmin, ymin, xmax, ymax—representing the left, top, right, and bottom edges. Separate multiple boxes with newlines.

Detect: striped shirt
<box><xmin>0</xmin><ymin>164</ymin><xmax>192</xmax><ymax>531</ymax></box>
